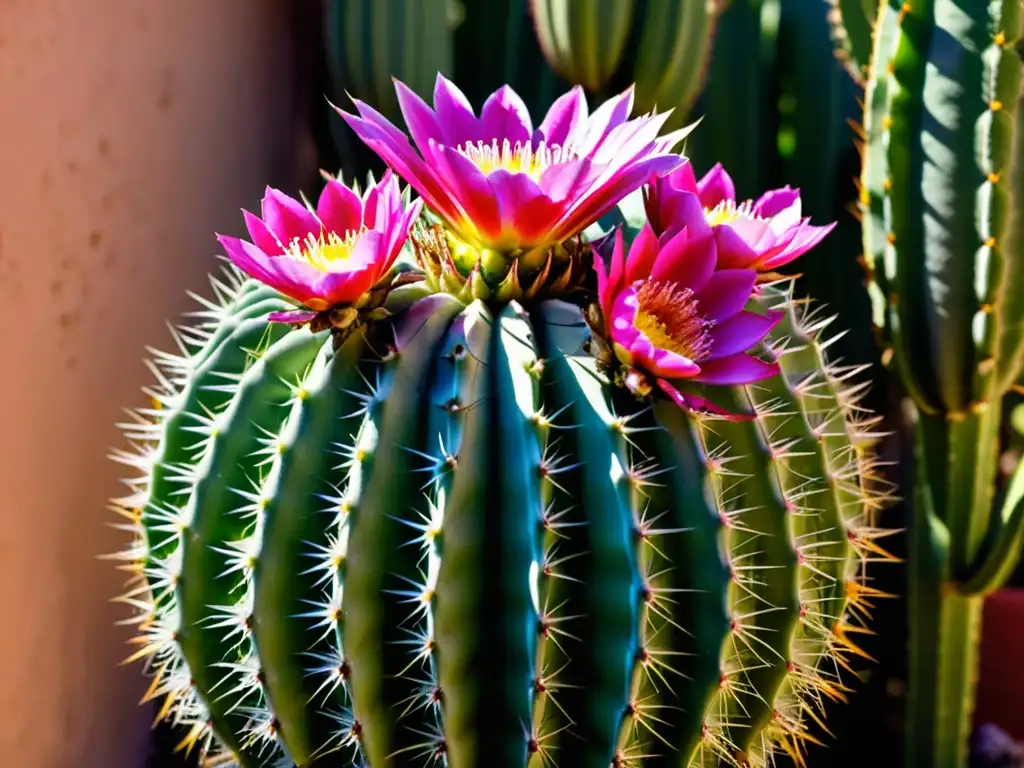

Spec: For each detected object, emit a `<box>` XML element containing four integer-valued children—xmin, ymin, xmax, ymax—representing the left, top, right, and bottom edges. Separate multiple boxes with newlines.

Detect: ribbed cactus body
<box><xmin>859</xmin><ymin>3</ymin><xmax>1024</xmax><ymax>766</ymax></box>
<box><xmin>114</xmin><ymin>265</ymin><xmax>885</xmax><ymax>768</ymax></box>
<box><xmin>324</xmin><ymin>0</ymin><xmax>454</xmax><ymax>122</ymax></box>
<box><xmin>528</xmin><ymin>0</ymin><xmax>637</xmax><ymax>94</ymax></box>
<box><xmin>827</xmin><ymin>0</ymin><xmax>876</xmax><ymax>82</ymax></box>
<box><xmin>629</xmin><ymin>0</ymin><xmax>723</xmax><ymax>129</ymax></box>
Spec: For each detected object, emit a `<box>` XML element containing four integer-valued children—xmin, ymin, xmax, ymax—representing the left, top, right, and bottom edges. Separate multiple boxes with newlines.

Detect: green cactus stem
<box><xmin>861</xmin><ymin>1</ymin><xmax>1024</xmax><ymax>766</ymax></box>
<box><xmin>528</xmin><ymin>0</ymin><xmax>637</xmax><ymax>94</ymax></box>
<box><xmin>110</xmin><ymin>263</ymin><xmax>889</xmax><ymax>767</ymax></box>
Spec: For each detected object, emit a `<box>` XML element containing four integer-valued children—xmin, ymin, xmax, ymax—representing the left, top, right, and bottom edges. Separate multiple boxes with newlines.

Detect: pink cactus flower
<box><xmin>645</xmin><ymin>159</ymin><xmax>835</xmax><ymax>272</ymax></box>
<box><xmin>593</xmin><ymin>211</ymin><xmax>783</xmax><ymax>415</ymax></box>
<box><xmin>216</xmin><ymin>170</ymin><xmax>422</xmax><ymax>324</ymax></box>
<box><xmin>336</xmin><ymin>74</ymin><xmax>690</xmax><ymax>260</ymax></box>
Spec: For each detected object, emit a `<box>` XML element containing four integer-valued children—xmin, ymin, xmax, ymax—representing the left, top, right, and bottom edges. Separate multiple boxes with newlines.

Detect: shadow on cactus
<box><xmin>109</xmin><ymin>76</ymin><xmax>895</xmax><ymax>768</ymax></box>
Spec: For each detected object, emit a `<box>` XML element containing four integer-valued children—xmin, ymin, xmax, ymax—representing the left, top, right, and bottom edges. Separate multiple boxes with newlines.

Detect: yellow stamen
<box><xmin>704</xmin><ymin>199</ymin><xmax>763</xmax><ymax>227</ymax></box>
<box><xmin>458</xmin><ymin>139</ymin><xmax>574</xmax><ymax>180</ymax></box>
<box><xmin>285</xmin><ymin>229</ymin><xmax>362</xmax><ymax>273</ymax></box>
<box><xmin>632</xmin><ymin>281</ymin><xmax>713</xmax><ymax>361</ymax></box>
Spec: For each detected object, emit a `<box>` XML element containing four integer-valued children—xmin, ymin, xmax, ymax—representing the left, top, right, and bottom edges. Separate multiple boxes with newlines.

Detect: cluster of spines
<box><xmin>684</xmin><ymin>283</ymin><xmax>894</xmax><ymax>768</ymax></box>
<box><xmin>111</xmin><ymin>274</ymin><xmax>891</xmax><ymax>768</ymax></box>
<box><xmin>109</xmin><ymin>265</ymin><xmax>294</xmax><ymax>766</ymax></box>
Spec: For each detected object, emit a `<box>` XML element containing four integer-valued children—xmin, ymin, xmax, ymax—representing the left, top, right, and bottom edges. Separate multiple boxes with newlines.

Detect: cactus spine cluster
<box><xmin>842</xmin><ymin>0</ymin><xmax>1024</xmax><ymax>766</ymax></box>
<box><xmin>112</xmin><ymin>236</ymin><xmax>889</xmax><ymax>767</ymax></box>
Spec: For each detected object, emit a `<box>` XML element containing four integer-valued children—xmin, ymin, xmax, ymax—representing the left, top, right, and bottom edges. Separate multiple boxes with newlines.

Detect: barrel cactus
<box><xmin>110</xmin><ymin>76</ymin><xmax>890</xmax><ymax>767</ymax></box>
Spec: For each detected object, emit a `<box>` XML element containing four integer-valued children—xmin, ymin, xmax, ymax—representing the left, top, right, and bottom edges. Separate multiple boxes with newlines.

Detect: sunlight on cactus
<box><xmin>107</xmin><ymin>74</ymin><xmax>894</xmax><ymax>768</ymax></box>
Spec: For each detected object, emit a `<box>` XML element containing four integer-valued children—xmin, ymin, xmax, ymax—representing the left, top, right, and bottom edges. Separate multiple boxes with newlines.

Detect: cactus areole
<box><xmin>111</xmin><ymin>77</ymin><xmax>890</xmax><ymax>768</ymax></box>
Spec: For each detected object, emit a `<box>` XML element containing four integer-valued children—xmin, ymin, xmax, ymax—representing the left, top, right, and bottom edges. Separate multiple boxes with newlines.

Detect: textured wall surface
<box><xmin>0</xmin><ymin>1</ymin><xmax>298</xmax><ymax>765</ymax></box>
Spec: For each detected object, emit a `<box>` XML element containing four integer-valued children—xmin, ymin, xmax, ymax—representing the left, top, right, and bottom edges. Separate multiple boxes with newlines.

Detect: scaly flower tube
<box><xmin>336</xmin><ymin>74</ymin><xmax>691</xmax><ymax>262</ymax></box>
<box><xmin>216</xmin><ymin>170</ymin><xmax>422</xmax><ymax>326</ymax></box>
<box><xmin>645</xmin><ymin>159</ymin><xmax>835</xmax><ymax>272</ymax></box>
<box><xmin>593</xmin><ymin>207</ymin><xmax>783</xmax><ymax>414</ymax></box>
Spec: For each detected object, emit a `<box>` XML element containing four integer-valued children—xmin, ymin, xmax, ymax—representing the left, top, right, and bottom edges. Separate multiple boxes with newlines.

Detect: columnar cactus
<box><xmin>110</xmin><ymin>77</ymin><xmax>890</xmax><ymax>767</ymax></box>
<box><xmin>850</xmin><ymin>1</ymin><xmax>1024</xmax><ymax>766</ymax></box>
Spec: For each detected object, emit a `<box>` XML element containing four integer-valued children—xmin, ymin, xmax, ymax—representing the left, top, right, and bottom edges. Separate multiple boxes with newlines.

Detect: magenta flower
<box><xmin>593</xmin><ymin>207</ymin><xmax>783</xmax><ymax>414</ymax></box>
<box><xmin>336</xmin><ymin>74</ymin><xmax>689</xmax><ymax>259</ymax></box>
<box><xmin>216</xmin><ymin>170</ymin><xmax>422</xmax><ymax>324</ymax></box>
<box><xmin>645</xmin><ymin>159</ymin><xmax>835</xmax><ymax>272</ymax></box>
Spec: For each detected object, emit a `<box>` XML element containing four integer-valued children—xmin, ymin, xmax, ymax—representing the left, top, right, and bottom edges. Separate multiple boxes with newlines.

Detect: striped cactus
<box><xmin>852</xmin><ymin>1</ymin><xmax>1024</xmax><ymax>766</ymax></box>
<box><xmin>111</xmin><ymin>257</ymin><xmax>890</xmax><ymax>766</ymax></box>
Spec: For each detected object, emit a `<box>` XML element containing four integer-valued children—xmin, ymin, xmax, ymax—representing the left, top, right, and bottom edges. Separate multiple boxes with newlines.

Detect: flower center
<box><xmin>286</xmin><ymin>230</ymin><xmax>362</xmax><ymax>272</ymax></box>
<box><xmin>704</xmin><ymin>199</ymin><xmax>763</xmax><ymax>227</ymax></box>
<box><xmin>457</xmin><ymin>139</ymin><xmax>573</xmax><ymax>180</ymax></box>
<box><xmin>632</xmin><ymin>280</ymin><xmax>714</xmax><ymax>362</ymax></box>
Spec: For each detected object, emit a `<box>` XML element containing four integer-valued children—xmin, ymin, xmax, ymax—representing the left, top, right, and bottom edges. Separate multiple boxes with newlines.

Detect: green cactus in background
<box><xmin>850</xmin><ymin>1</ymin><xmax>1024</xmax><ymax>766</ymax></box>
<box><xmin>528</xmin><ymin>0</ymin><xmax>637</xmax><ymax>93</ymax></box>
<box><xmin>112</xmin><ymin>262</ymin><xmax>889</xmax><ymax>767</ymax></box>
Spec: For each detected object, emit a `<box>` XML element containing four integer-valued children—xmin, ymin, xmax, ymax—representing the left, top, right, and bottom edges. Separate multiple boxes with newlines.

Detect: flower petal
<box><xmin>432</xmin><ymin>143</ymin><xmax>502</xmax><ymax>242</ymax></box>
<box><xmin>713</xmin><ymin>225</ymin><xmax>763</xmax><ymax>269</ymax></box>
<box><xmin>577</xmin><ymin>85</ymin><xmax>636</xmax><ymax>156</ymax></box>
<box><xmin>624</xmin><ymin>223</ymin><xmax>660</xmax><ymax>283</ymax></box>
<box><xmin>696</xmin><ymin>163</ymin><xmax>736</xmax><ymax>210</ymax></box>
<box><xmin>651</xmin><ymin>226</ymin><xmax>717</xmax><ymax>293</ymax></box>
<box><xmin>552</xmin><ymin>154</ymin><xmax>684</xmax><ymax>242</ymax></box>
<box><xmin>597</xmin><ymin>229</ymin><xmax>627</xmax><ymax>320</ymax></box>
<box><xmin>754</xmin><ymin>185</ymin><xmax>801</xmax><ymax>219</ymax></box>
<box><xmin>694</xmin><ymin>269</ymin><xmax>758</xmax><ymax>322</ymax></box>
<box><xmin>692</xmin><ymin>354</ymin><xmax>780</xmax><ymax>386</ymax></box>
<box><xmin>656</xmin><ymin>379</ymin><xmax>754</xmax><ymax>421</ymax></box>
<box><xmin>536</xmin><ymin>86</ymin><xmax>588</xmax><ymax>147</ymax></box>
<box><xmin>762</xmin><ymin>221</ymin><xmax>836</xmax><ymax>270</ymax></box>
<box><xmin>433</xmin><ymin>73</ymin><xmax>480</xmax><ymax>145</ymax></box>
<box><xmin>339</xmin><ymin>109</ymin><xmax>469</xmax><ymax>230</ymax></box>
<box><xmin>479</xmin><ymin>85</ymin><xmax>532</xmax><ymax>145</ymax></box>
<box><xmin>267</xmin><ymin>309</ymin><xmax>320</xmax><ymax>325</ymax></box>
<box><xmin>489</xmin><ymin>169</ymin><xmax>561</xmax><ymax>245</ymax></box>
<box><xmin>244</xmin><ymin>210</ymin><xmax>285</xmax><ymax>255</ymax></box>
<box><xmin>260</xmin><ymin>187</ymin><xmax>321</xmax><ymax>245</ymax></box>
<box><xmin>219</xmin><ymin>235</ymin><xmax>327</xmax><ymax>307</ymax></box>
<box><xmin>317</xmin><ymin>178</ymin><xmax>364</xmax><ymax>235</ymax></box>
<box><xmin>705</xmin><ymin>310</ymin><xmax>784</xmax><ymax>360</ymax></box>
<box><xmin>394</xmin><ymin>79</ymin><xmax>444</xmax><ymax>154</ymax></box>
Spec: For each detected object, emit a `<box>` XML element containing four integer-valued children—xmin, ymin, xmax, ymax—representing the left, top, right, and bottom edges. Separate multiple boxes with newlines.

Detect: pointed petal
<box><xmin>218</xmin><ymin>235</ymin><xmax>324</xmax><ymax>306</ymax></box>
<box><xmin>651</xmin><ymin>226</ymin><xmax>717</xmax><ymax>293</ymax></box>
<box><xmin>317</xmin><ymin>178</ymin><xmax>364</xmax><ymax>235</ymax></box>
<box><xmin>762</xmin><ymin>221</ymin><xmax>836</xmax><ymax>270</ymax></box>
<box><xmin>693</xmin><ymin>354</ymin><xmax>780</xmax><ymax>385</ymax></box>
<box><xmin>705</xmin><ymin>310</ymin><xmax>784</xmax><ymax>359</ymax></box>
<box><xmin>339</xmin><ymin>109</ymin><xmax>468</xmax><ymax>229</ymax></box>
<box><xmin>624</xmin><ymin>223</ymin><xmax>660</xmax><ymax>282</ymax></box>
<box><xmin>433</xmin><ymin>73</ymin><xmax>479</xmax><ymax>145</ymax></box>
<box><xmin>577</xmin><ymin>85</ymin><xmax>636</xmax><ymax>155</ymax></box>
<box><xmin>479</xmin><ymin>85</ymin><xmax>532</xmax><ymax>144</ymax></box>
<box><xmin>243</xmin><ymin>210</ymin><xmax>285</xmax><ymax>255</ymax></box>
<box><xmin>696</xmin><ymin>163</ymin><xmax>736</xmax><ymax>209</ymax></box>
<box><xmin>536</xmin><ymin>86</ymin><xmax>588</xmax><ymax>147</ymax></box>
<box><xmin>260</xmin><ymin>187</ymin><xmax>320</xmax><ymax>245</ymax></box>
<box><xmin>394</xmin><ymin>79</ymin><xmax>444</xmax><ymax>154</ymax></box>
<box><xmin>754</xmin><ymin>185</ymin><xmax>801</xmax><ymax>219</ymax></box>
<box><xmin>694</xmin><ymin>269</ymin><xmax>758</xmax><ymax>322</ymax></box>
